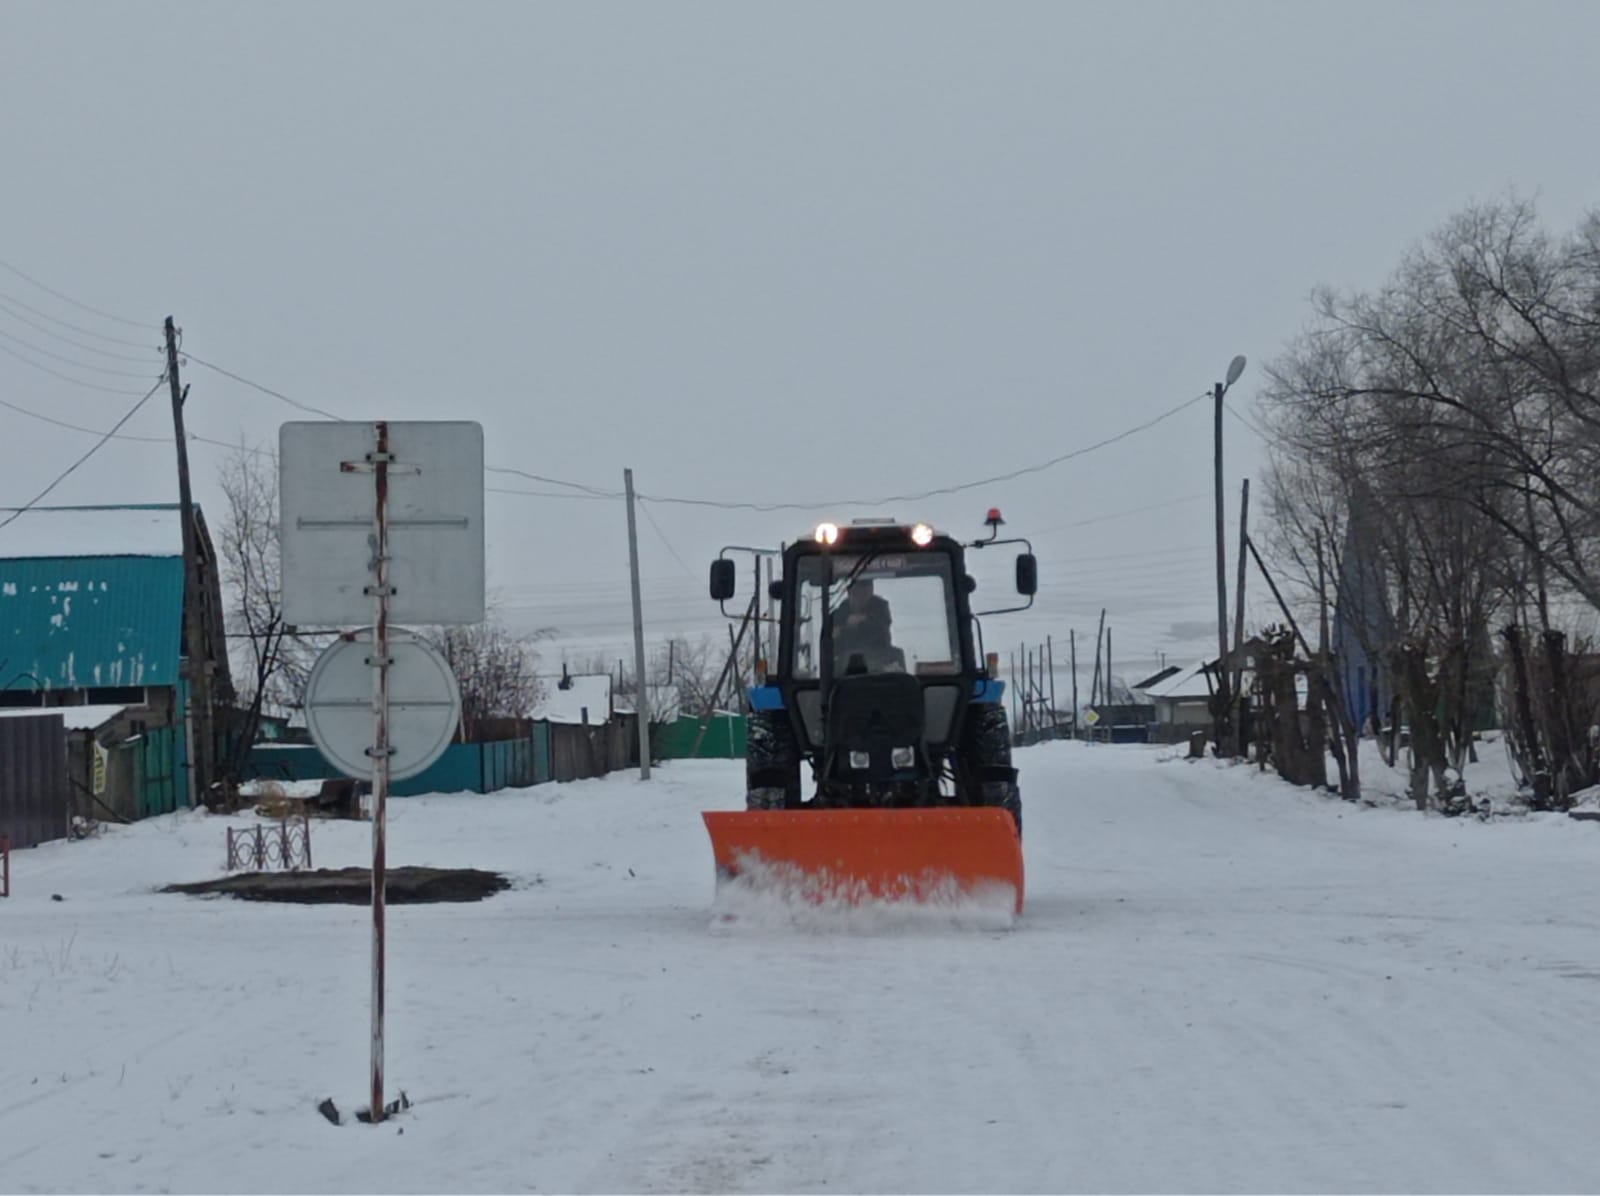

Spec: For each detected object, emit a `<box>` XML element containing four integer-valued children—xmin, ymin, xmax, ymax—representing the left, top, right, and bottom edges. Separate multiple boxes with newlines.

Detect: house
<box><xmin>529</xmin><ymin>669</ymin><xmax>640</xmax><ymax>781</ymax></box>
<box><xmin>1142</xmin><ymin>660</ymin><xmax>1217</xmax><ymax>727</ymax></box>
<box><xmin>0</xmin><ymin>504</ymin><xmax>231</xmax><ymax>821</ymax></box>
<box><xmin>532</xmin><ymin>669</ymin><xmax>613</xmax><ymax>725</ymax></box>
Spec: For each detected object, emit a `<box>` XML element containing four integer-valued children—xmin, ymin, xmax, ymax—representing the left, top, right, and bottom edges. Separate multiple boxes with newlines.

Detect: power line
<box><xmin>484</xmin><ymin>465</ymin><xmax>622</xmax><ymax>498</ymax></box>
<box><xmin>487</xmin><ymin>484</ymin><xmax>620</xmax><ymax>501</ymax></box>
<box><xmin>0</xmin><ymin>297</ymin><xmax>162</xmax><ymax>363</ymax></box>
<box><xmin>634</xmin><ymin>391</ymin><xmax>1214</xmax><ymax>512</ymax></box>
<box><xmin>180</xmin><ymin>352</ymin><xmax>347</xmax><ymax>420</ymax></box>
<box><xmin>1032</xmin><ymin>491</ymin><xmax>1212</xmax><ymax>535</ymax></box>
<box><xmin>185</xmin><ymin>350</ymin><xmax>622</xmax><ymax>497</ymax></box>
<box><xmin>0</xmin><ymin>258</ymin><xmax>150</xmax><ymax>329</ymax></box>
<box><xmin>0</xmin><ymin>337</ymin><xmax>159</xmax><ymax>396</ymax></box>
<box><xmin>638</xmin><ymin>498</ymin><xmax>695</xmax><ymax>576</ymax></box>
<box><xmin>0</xmin><ymin>379</ymin><xmax>166</xmax><ymax>531</ymax></box>
<box><xmin>0</xmin><ymin>395</ymin><xmax>170</xmax><ymax>444</ymax></box>
<box><xmin>191</xmin><ymin>432</ymin><xmax>269</xmax><ymax>456</ymax></box>
<box><xmin>0</xmin><ymin>289</ymin><xmax>156</xmax><ymax>349</ymax></box>
<box><xmin>173</xmin><ymin>349</ymin><xmax>1215</xmax><ymax>513</ymax></box>
<box><xmin>1226</xmin><ymin>400</ymin><xmax>1273</xmax><ymax>443</ymax></box>
<box><xmin>0</xmin><ymin>324</ymin><xmax>162</xmax><ymax>378</ymax></box>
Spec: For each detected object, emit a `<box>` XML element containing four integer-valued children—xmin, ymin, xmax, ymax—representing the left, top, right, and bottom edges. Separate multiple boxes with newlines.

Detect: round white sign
<box><xmin>304</xmin><ymin>628</ymin><xmax>462</xmax><ymax>782</ymax></box>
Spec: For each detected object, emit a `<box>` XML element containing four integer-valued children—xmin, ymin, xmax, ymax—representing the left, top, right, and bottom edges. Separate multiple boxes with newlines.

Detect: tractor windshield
<box><xmin>792</xmin><ymin>551</ymin><xmax>960</xmax><ymax>679</ymax></box>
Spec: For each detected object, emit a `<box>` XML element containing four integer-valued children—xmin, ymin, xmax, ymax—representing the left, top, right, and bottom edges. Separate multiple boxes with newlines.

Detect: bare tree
<box><xmin>1260</xmin><ymin>195</ymin><xmax>1600</xmax><ymax>810</ymax></box>
<box><xmin>429</xmin><ymin>620</ymin><xmax>547</xmax><ymax>740</ymax></box>
<box><xmin>650</xmin><ymin>634</ymin><xmax>721</xmax><ymax>714</ymax></box>
<box><xmin>215</xmin><ymin>441</ymin><xmax>317</xmax><ymax>777</ymax></box>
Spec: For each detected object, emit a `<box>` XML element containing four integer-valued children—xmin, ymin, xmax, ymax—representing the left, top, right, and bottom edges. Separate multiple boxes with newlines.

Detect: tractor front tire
<box><xmin>960</xmin><ymin>702</ymin><xmax>1023</xmax><ymax>835</ymax></box>
<box><xmin>746</xmin><ymin>709</ymin><xmax>801</xmax><ymax>811</ymax></box>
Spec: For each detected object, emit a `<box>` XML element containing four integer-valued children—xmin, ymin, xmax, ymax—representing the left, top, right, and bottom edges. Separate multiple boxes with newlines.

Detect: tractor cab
<box><xmin>779</xmin><ymin>523</ymin><xmax>979</xmax><ymax>780</ymax></box>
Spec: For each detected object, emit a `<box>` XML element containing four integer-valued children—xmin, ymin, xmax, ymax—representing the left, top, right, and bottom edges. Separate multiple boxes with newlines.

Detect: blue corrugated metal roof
<box><xmin>0</xmin><ymin>555</ymin><xmax>185</xmax><ymax>692</ymax></box>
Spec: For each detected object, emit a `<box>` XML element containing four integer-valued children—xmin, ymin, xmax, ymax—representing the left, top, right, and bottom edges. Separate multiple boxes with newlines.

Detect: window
<box><xmin>792</xmin><ymin>552</ymin><xmax>959</xmax><ymax>678</ymax></box>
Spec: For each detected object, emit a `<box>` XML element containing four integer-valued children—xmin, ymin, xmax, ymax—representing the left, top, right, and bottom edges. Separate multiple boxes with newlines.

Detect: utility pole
<box><xmin>624</xmin><ymin>468</ymin><xmax>650</xmax><ymax>780</ymax></box>
<box><xmin>1230</xmin><ymin>478</ymin><xmax>1251</xmax><ymax>754</ymax></box>
<box><xmin>1091</xmin><ymin>607</ymin><xmax>1106</xmax><ymax>708</ymax></box>
<box><xmin>1026</xmin><ymin>647</ymin><xmax>1036</xmax><ymax>736</ymax></box>
<box><xmin>1212</xmin><ymin>355</ymin><xmax>1247</xmax><ymax>755</ymax></box>
<box><xmin>1106</xmin><ymin>627</ymin><xmax>1114</xmax><ymax>706</ymax></box>
<box><xmin>1213</xmin><ymin>378</ymin><xmax>1231</xmax><ymax>754</ymax></box>
<box><xmin>1069</xmin><ymin>630</ymin><xmax>1078</xmax><ymax>740</ymax></box>
<box><xmin>764</xmin><ymin>554</ymin><xmax>775</xmax><ymax>664</ymax></box>
<box><xmin>165</xmin><ymin>317</ymin><xmax>213</xmax><ymax>807</ymax></box>
<box><xmin>1046</xmin><ymin>636</ymin><xmax>1057</xmax><ymax>737</ymax></box>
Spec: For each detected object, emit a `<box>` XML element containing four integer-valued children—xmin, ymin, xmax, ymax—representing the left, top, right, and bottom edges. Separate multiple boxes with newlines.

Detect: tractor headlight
<box><xmin>815</xmin><ymin>522</ymin><xmax>840</xmax><ymax>545</ymax></box>
<box><xmin>891</xmin><ymin>745</ymin><xmax>915</xmax><ymax>769</ymax></box>
<box><xmin>910</xmin><ymin>523</ymin><xmax>934</xmax><ymax>547</ymax></box>
<box><xmin>849</xmin><ymin>750</ymin><xmax>871</xmax><ymax>771</ymax></box>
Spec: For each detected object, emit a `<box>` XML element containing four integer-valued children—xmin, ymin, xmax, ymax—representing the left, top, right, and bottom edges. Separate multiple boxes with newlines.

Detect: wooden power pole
<box><xmin>1212</xmin><ymin>378</ymin><xmax>1231</xmax><ymax>753</ymax></box>
<box><xmin>624</xmin><ymin>468</ymin><xmax>650</xmax><ymax>780</ymax></box>
<box><xmin>1069</xmin><ymin>630</ymin><xmax>1078</xmax><ymax>739</ymax></box>
<box><xmin>1106</xmin><ymin>627</ymin><xmax>1114</xmax><ymax>705</ymax></box>
<box><xmin>165</xmin><ymin>316</ymin><xmax>214</xmax><ymax>806</ymax></box>
<box><xmin>1230</xmin><ymin>478</ymin><xmax>1251</xmax><ymax>754</ymax></box>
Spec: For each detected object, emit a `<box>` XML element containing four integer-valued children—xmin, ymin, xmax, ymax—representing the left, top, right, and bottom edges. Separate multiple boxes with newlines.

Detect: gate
<box><xmin>0</xmin><ymin>715</ymin><xmax>70</xmax><ymax>848</ymax></box>
<box><xmin>138</xmin><ymin>726</ymin><xmax>180</xmax><ymax>817</ymax></box>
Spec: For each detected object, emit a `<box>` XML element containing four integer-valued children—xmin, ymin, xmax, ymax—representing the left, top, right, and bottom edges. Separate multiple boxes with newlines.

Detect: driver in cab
<box><xmin>833</xmin><ymin>579</ymin><xmax>899</xmax><ymax>672</ymax></box>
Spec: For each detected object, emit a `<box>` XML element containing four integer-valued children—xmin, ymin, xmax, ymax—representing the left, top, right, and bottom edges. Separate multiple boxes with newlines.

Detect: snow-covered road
<box><xmin>3</xmin><ymin>742</ymin><xmax>1598</xmax><ymax>1193</ymax></box>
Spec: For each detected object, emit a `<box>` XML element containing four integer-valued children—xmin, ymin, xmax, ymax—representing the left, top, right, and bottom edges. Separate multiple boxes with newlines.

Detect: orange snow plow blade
<box><xmin>703</xmin><ymin>808</ymin><xmax>1024</xmax><ymax>914</ymax></box>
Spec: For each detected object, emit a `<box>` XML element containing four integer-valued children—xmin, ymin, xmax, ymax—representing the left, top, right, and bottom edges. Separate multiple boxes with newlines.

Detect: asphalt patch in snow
<box><xmin>163</xmin><ymin>865</ymin><xmax>511</xmax><ymax>904</ymax></box>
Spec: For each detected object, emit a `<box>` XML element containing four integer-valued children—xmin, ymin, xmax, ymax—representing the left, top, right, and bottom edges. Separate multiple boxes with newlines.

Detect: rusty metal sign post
<box><xmin>280</xmin><ymin>420</ymin><xmax>484</xmax><ymax>1125</ymax></box>
<box><xmin>326</xmin><ymin>421</ymin><xmax>407</xmax><ymax>1125</ymax></box>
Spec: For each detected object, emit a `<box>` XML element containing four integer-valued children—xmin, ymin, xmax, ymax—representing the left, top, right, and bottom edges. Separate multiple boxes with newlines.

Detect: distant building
<box><xmin>1141</xmin><ymin>659</ymin><xmax>1217</xmax><ymax>727</ymax></box>
<box><xmin>0</xmin><ymin>504</ymin><xmax>230</xmax><ymax>819</ymax></box>
<box><xmin>531</xmin><ymin>667</ymin><xmax>613</xmax><ymax>726</ymax></box>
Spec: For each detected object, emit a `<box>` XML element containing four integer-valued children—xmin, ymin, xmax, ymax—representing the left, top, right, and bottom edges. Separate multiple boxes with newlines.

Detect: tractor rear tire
<box><xmin>960</xmin><ymin>702</ymin><xmax>1023</xmax><ymax>835</ymax></box>
<box><xmin>746</xmin><ymin>709</ymin><xmax>801</xmax><ymax>811</ymax></box>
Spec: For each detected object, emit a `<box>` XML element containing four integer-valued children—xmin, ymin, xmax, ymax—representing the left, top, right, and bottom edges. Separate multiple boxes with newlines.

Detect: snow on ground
<box><xmin>4</xmin><ymin>743</ymin><xmax>1600</xmax><ymax>1194</ymax></box>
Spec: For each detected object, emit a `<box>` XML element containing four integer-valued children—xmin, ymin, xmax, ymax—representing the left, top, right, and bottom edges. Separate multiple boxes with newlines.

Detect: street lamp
<box><xmin>1213</xmin><ymin>354</ymin><xmax>1247</xmax><ymax>755</ymax></box>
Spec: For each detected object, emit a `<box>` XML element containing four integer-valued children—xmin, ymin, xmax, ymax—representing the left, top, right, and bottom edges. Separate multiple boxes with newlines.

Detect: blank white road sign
<box><xmin>304</xmin><ymin>628</ymin><xmax>463</xmax><ymax>782</ymax></box>
<box><xmin>280</xmin><ymin>421</ymin><xmax>485</xmax><ymax>627</ymax></box>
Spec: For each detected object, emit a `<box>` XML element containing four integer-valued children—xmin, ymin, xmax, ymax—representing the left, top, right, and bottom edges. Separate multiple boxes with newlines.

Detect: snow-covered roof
<box><xmin>0</xmin><ymin>505</ymin><xmax>184</xmax><ymax>560</ymax></box>
<box><xmin>0</xmin><ymin>703</ymin><xmax>130</xmax><ymax>731</ymax></box>
<box><xmin>532</xmin><ymin>673</ymin><xmax>613</xmax><ymax>725</ymax></box>
<box><xmin>1143</xmin><ymin>660</ymin><xmax>1216</xmax><ymax>702</ymax></box>
<box><xmin>1131</xmin><ymin>665</ymin><xmax>1181</xmax><ymax>694</ymax></box>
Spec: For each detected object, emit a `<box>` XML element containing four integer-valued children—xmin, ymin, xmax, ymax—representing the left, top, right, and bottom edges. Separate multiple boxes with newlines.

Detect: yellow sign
<box><xmin>1084</xmin><ymin>709</ymin><xmax>1100</xmax><ymax>726</ymax></box>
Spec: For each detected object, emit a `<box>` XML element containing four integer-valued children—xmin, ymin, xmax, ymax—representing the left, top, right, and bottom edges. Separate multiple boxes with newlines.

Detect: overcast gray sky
<box><xmin>3</xmin><ymin>0</ymin><xmax>1598</xmax><ymax>681</ymax></box>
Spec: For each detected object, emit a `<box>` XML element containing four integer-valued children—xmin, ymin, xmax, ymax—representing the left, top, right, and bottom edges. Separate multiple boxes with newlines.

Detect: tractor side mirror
<box><xmin>768</xmin><ymin>579</ymin><xmax>783</xmax><ymax>601</ymax></box>
<box><xmin>710</xmin><ymin>559</ymin><xmax>737</xmax><ymax>601</ymax></box>
<box><xmin>1015</xmin><ymin>553</ymin><xmax>1037</xmax><ymax>596</ymax></box>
